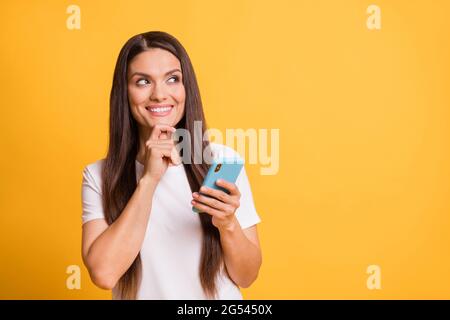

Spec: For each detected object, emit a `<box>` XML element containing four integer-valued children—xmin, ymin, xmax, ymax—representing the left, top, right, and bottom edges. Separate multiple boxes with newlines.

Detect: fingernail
<box><xmin>217</xmin><ymin>179</ymin><xmax>222</xmax><ymax>183</ymax></box>
<box><xmin>200</xmin><ymin>186</ymin><xmax>206</xmax><ymax>192</ymax></box>
<box><xmin>193</xmin><ymin>192</ymin><xmax>198</xmax><ymax>198</ymax></box>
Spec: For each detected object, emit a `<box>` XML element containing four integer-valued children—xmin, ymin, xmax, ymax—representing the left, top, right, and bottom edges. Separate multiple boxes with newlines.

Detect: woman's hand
<box><xmin>142</xmin><ymin>124</ymin><xmax>180</xmax><ymax>182</ymax></box>
<box><xmin>191</xmin><ymin>179</ymin><xmax>241</xmax><ymax>231</ymax></box>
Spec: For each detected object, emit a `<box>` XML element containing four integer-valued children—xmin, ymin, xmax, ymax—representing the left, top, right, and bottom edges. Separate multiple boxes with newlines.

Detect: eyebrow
<box><xmin>129</xmin><ymin>68</ymin><xmax>182</xmax><ymax>79</ymax></box>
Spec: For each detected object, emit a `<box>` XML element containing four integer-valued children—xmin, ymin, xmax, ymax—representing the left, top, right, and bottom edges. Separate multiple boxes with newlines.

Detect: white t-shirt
<box><xmin>81</xmin><ymin>143</ymin><xmax>261</xmax><ymax>299</ymax></box>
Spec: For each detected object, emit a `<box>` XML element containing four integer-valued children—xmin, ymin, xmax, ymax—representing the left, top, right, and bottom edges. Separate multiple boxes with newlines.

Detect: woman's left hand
<box><xmin>191</xmin><ymin>179</ymin><xmax>241</xmax><ymax>231</ymax></box>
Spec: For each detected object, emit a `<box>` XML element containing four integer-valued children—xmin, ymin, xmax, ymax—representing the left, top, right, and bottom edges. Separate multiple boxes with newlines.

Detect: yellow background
<box><xmin>1</xmin><ymin>0</ymin><xmax>449</xmax><ymax>299</ymax></box>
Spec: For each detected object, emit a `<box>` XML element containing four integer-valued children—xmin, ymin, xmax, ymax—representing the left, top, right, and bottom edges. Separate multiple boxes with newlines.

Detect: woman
<box><xmin>81</xmin><ymin>31</ymin><xmax>262</xmax><ymax>300</ymax></box>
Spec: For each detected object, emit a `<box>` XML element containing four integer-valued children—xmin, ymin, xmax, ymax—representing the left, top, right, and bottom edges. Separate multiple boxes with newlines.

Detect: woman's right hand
<box><xmin>142</xmin><ymin>124</ymin><xmax>180</xmax><ymax>182</ymax></box>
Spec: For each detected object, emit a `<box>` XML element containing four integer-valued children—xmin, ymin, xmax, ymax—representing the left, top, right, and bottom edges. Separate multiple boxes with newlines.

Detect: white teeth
<box><xmin>148</xmin><ymin>106</ymin><xmax>172</xmax><ymax>113</ymax></box>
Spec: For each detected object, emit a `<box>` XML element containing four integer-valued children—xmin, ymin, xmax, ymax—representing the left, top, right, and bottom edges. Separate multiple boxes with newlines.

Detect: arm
<box><xmin>82</xmin><ymin>175</ymin><xmax>157</xmax><ymax>290</ymax></box>
<box><xmin>191</xmin><ymin>179</ymin><xmax>262</xmax><ymax>288</ymax></box>
<box><xmin>82</xmin><ymin>124</ymin><xmax>177</xmax><ymax>290</ymax></box>
<box><xmin>219</xmin><ymin>221</ymin><xmax>262</xmax><ymax>288</ymax></box>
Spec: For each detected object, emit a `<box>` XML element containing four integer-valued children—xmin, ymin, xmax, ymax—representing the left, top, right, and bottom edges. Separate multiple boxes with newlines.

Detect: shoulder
<box><xmin>82</xmin><ymin>158</ymin><xmax>106</xmax><ymax>192</ymax></box>
<box><xmin>209</xmin><ymin>143</ymin><xmax>243</xmax><ymax>161</ymax></box>
<box><xmin>83</xmin><ymin>158</ymin><xmax>105</xmax><ymax>176</ymax></box>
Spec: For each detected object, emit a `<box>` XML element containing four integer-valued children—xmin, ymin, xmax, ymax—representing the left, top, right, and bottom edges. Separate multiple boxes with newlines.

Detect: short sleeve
<box><xmin>234</xmin><ymin>166</ymin><xmax>262</xmax><ymax>229</ymax></box>
<box><xmin>81</xmin><ymin>165</ymin><xmax>106</xmax><ymax>225</ymax></box>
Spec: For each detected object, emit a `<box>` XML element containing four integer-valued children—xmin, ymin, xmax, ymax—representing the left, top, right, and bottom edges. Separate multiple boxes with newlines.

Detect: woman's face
<box><xmin>127</xmin><ymin>48</ymin><xmax>186</xmax><ymax>130</ymax></box>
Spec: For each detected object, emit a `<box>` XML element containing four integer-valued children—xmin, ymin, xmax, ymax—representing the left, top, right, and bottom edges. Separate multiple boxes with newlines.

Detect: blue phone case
<box><xmin>192</xmin><ymin>157</ymin><xmax>244</xmax><ymax>213</ymax></box>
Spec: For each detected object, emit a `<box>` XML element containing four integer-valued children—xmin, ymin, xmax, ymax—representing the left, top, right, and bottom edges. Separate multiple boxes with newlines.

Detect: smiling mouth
<box><xmin>145</xmin><ymin>105</ymin><xmax>174</xmax><ymax>116</ymax></box>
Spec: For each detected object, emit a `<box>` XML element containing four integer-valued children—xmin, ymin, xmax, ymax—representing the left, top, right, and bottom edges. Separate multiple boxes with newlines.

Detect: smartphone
<box><xmin>192</xmin><ymin>157</ymin><xmax>244</xmax><ymax>213</ymax></box>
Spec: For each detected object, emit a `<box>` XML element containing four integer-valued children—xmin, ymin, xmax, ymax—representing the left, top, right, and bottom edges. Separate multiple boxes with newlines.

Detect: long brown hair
<box><xmin>101</xmin><ymin>31</ymin><xmax>223</xmax><ymax>299</ymax></box>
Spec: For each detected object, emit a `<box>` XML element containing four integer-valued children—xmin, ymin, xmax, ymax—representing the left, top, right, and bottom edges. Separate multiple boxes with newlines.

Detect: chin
<box><xmin>146</xmin><ymin>119</ymin><xmax>173</xmax><ymax>130</ymax></box>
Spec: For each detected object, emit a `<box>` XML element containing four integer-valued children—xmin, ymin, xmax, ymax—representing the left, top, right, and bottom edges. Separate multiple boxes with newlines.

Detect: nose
<box><xmin>150</xmin><ymin>82</ymin><xmax>167</xmax><ymax>102</ymax></box>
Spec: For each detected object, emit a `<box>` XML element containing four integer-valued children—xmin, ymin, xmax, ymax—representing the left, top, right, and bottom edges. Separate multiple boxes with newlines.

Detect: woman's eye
<box><xmin>168</xmin><ymin>76</ymin><xmax>179</xmax><ymax>83</ymax></box>
<box><xmin>136</xmin><ymin>78</ymin><xmax>149</xmax><ymax>86</ymax></box>
<box><xmin>135</xmin><ymin>76</ymin><xmax>179</xmax><ymax>86</ymax></box>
